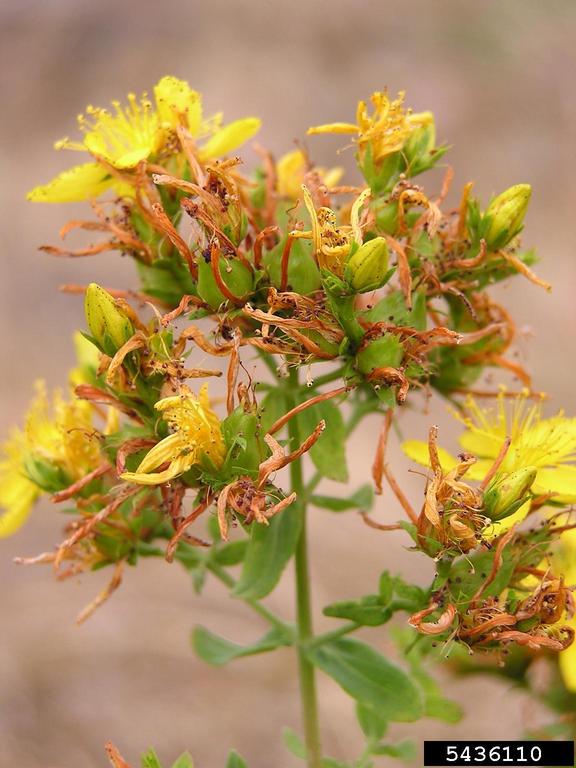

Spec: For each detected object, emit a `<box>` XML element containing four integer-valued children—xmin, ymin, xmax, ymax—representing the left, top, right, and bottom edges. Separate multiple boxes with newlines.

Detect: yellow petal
<box><xmin>154</xmin><ymin>75</ymin><xmax>202</xmax><ymax>135</ymax></box>
<box><xmin>84</xmin><ymin>133</ymin><xmax>152</xmax><ymax>169</ymax></box>
<box><xmin>276</xmin><ymin>150</ymin><xmax>306</xmax><ymax>199</ymax></box>
<box><xmin>533</xmin><ymin>466</ymin><xmax>576</xmax><ymax>504</ymax></box>
<box><xmin>0</xmin><ymin>487</ymin><xmax>37</xmax><ymax>537</ymax></box>
<box><xmin>458</xmin><ymin>430</ymin><xmax>502</xmax><ymax>460</ymax></box>
<box><xmin>121</xmin><ymin>454</ymin><xmax>190</xmax><ymax>486</ymax></box>
<box><xmin>134</xmin><ymin>433</ymin><xmax>184</xmax><ymax>474</ymax></box>
<box><xmin>0</xmin><ymin>447</ymin><xmax>39</xmax><ymax>538</ymax></box>
<box><xmin>401</xmin><ymin>440</ymin><xmax>459</xmax><ymax>471</ymax></box>
<box><xmin>27</xmin><ymin>162</ymin><xmax>115</xmax><ymax>203</ymax></box>
<box><xmin>307</xmin><ymin>122</ymin><xmax>359</xmax><ymax>135</ymax></box>
<box><xmin>482</xmin><ymin>499</ymin><xmax>531</xmax><ymax>541</ymax></box>
<box><xmin>322</xmin><ymin>166</ymin><xmax>344</xmax><ymax>188</ymax></box>
<box><xmin>200</xmin><ymin>117</ymin><xmax>261</xmax><ymax>159</ymax></box>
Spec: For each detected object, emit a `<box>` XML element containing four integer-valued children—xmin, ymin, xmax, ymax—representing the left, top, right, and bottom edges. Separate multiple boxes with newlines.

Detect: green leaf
<box><xmin>424</xmin><ymin>696</ymin><xmax>463</xmax><ymax>723</ymax></box>
<box><xmin>141</xmin><ymin>750</ymin><xmax>163</xmax><ymax>768</ymax></box>
<box><xmin>298</xmin><ymin>400</ymin><xmax>348</xmax><ymax>482</ymax></box>
<box><xmin>234</xmin><ymin>507</ymin><xmax>302</xmax><ymax>599</ymax></box>
<box><xmin>311</xmin><ymin>484</ymin><xmax>374</xmax><ymax>513</ymax></box>
<box><xmin>283</xmin><ymin>728</ymin><xmax>306</xmax><ymax>760</ymax></box>
<box><xmin>192</xmin><ymin>625</ymin><xmax>292</xmax><ymax>667</ymax></box>
<box><xmin>306</xmin><ymin>637</ymin><xmax>423</xmax><ymax>722</ymax></box>
<box><xmin>323</xmin><ymin>595</ymin><xmax>393</xmax><ymax>627</ymax></box>
<box><xmin>356</xmin><ymin>702</ymin><xmax>388</xmax><ymax>742</ymax></box>
<box><xmin>212</xmin><ymin>539</ymin><xmax>248</xmax><ymax>567</ymax></box>
<box><xmin>371</xmin><ymin>740</ymin><xmax>416</xmax><ymax>761</ymax></box>
<box><xmin>226</xmin><ymin>750</ymin><xmax>248</xmax><ymax>768</ymax></box>
<box><xmin>171</xmin><ymin>753</ymin><xmax>194</xmax><ymax>768</ymax></box>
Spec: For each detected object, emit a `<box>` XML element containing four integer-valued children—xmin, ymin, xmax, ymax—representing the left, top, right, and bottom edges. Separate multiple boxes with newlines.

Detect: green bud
<box><xmin>344</xmin><ymin>237</ymin><xmax>390</xmax><ymax>293</ymax></box>
<box><xmin>356</xmin><ymin>333</ymin><xmax>404</xmax><ymax>376</ymax></box>
<box><xmin>403</xmin><ymin>114</ymin><xmax>436</xmax><ymax>170</ymax></box>
<box><xmin>85</xmin><ymin>283</ymin><xmax>134</xmax><ymax>356</ymax></box>
<box><xmin>23</xmin><ymin>456</ymin><xmax>69</xmax><ymax>494</ymax></box>
<box><xmin>197</xmin><ymin>255</ymin><xmax>253</xmax><ymax>310</ymax></box>
<box><xmin>483</xmin><ymin>466</ymin><xmax>537</xmax><ymax>521</ymax></box>
<box><xmin>484</xmin><ymin>183</ymin><xmax>531</xmax><ymax>250</ymax></box>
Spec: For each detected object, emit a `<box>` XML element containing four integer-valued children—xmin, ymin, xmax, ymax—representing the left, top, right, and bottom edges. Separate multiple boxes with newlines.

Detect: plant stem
<box><xmin>288</xmin><ymin>368</ymin><xmax>323</xmax><ymax>768</ymax></box>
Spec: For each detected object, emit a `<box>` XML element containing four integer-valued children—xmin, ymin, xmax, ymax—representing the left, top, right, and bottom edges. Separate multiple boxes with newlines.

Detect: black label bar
<box><xmin>423</xmin><ymin>741</ymin><xmax>574</xmax><ymax>767</ymax></box>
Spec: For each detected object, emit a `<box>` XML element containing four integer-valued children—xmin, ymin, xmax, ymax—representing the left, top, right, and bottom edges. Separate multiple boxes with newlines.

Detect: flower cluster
<box><xmin>4</xmin><ymin>77</ymin><xmax>575</xmax><ymax>756</ymax></box>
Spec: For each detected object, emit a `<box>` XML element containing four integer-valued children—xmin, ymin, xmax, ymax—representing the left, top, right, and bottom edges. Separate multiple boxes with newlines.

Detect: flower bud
<box><xmin>483</xmin><ymin>466</ymin><xmax>537</xmax><ymax>521</ymax></box>
<box><xmin>484</xmin><ymin>184</ymin><xmax>531</xmax><ymax>250</ymax></box>
<box><xmin>84</xmin><ymin>283</ymin><xmax>134</xmax><ymax>356</ymax></box>
<box><xmin>344</xmin><ymin>237</ymin><xmax>390</xmax><ymax>293</ymax></box>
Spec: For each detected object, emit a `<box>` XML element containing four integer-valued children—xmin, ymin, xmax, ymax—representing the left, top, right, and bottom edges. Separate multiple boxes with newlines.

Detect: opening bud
<box><xmin>84</xmin><ymin>283</ymin><xmax>134</xmax><ymax>356</ymax></box>
<box><xmin>484</xmin><ymin>183</ymin><xmax>531</xmax><ymax>250</ymax></box>
<box><xmin>483</xmin><ymin>466</ymin><xmax>537</xmax><ymax>521</ymax></box>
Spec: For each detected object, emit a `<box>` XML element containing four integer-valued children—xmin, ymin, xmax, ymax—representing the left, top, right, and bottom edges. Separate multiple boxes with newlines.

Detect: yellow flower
<box><xmin>25</xmin><ymin>381</ymin><xmax>102</xmax><ymax>481</ymax></box>
<box><xmin>28</xmin><ymin>76</ymin><xmax>261</xmax><ymax>203</ymax></box>
<box><xmin>58</xmin><ymin>93</ymin><xmax>161</xmax><ymax>169</ymax></box>
<box><xmin>0</xmin><ymin>430</ymin><xmax>40</xmax><ymax>538</ymax></box>
<box><xmin>291</xmin><ymin>186</ymin><xmax>370</xmax><ymax>275</ymax></box>
<box><xmin>403</xmin><ymin>391</ymin><xmax>576</xmax><ymax>506</ymax></box>
<box><xmin>0</xmin><ymin>381</ymin><xmax>103</xmax><ymax>537</ymax></box>
<box><xmin>307</xmin><ymin>90</ymin><xmax>431</xmax><ymax>164</ymax></box>
<box><xmin>276</xmin><ymin>149</ymin><xmax>343</xmax><ymax>200</ymax></box>
<box><xmin>121</xmin><ymin>384</ymin><xmax>225</xmax><ymax>485</ymax></box>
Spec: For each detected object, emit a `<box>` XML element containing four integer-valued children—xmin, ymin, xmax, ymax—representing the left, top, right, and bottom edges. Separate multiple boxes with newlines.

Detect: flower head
<box><xmin>291</xmin><ymin>186</ymin><xmax>370</xmax><ymax>275</ymax></box>
<box><xmin>308</xmin><ymin>90</ymin><xmax>431</xmax><ymax>165</ymax></box>
<box><xmin>121</xmin><ymin>385</ymin><xmax>225</xmax><ymax>486</ymax></box>
<box><xmin>404</xmin><ymin>391</ymin><xmax>576</xmax><ymax>505</ymax></box>
<box><xmin>58</xmin><ymin>93</ymin><xmax>161</xmax><ymax>169</ymax></box>
<box><xmin>0</xmin><ymin>381</ymin><xmax>103</xmax><ymax>537</ymax></box>
<box><xmin>28</xmin><ymin>76</ymin><xmax>261</xmax><ymax>203</ymax></box>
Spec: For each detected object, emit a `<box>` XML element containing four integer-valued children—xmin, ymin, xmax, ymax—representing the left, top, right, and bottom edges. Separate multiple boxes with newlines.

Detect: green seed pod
<box><xmin>484</xmin><ymin>184</ymin><xmax>531</xmax><ymax>251</ymax></box>
<box><xmin>344</xmin><ymin>237</ymin><xmax>390</xmax><ymax>293</ymax></box>
<box><xmin>356</xmin><ymin>333</ymin><xmax>404</xmax><ymax>376</ymax></box>
<box><xmin>197</xmin><ymin>255</ymin><xmax>253</xmax><ymax>310</ymax></box>
<box><xmin>483</xmin><ymin>466</ymin><xmax>537</xmax><ymax>521</ymax></box>
<box><xmin>85</xmin><ymin>283</ymin><xmax>134</xmax><ymax>356</ymax></box>
<box><xmin>221</xmin><ymin>408</ymin><xmax>265</xmax><ymax>477</ymax></box>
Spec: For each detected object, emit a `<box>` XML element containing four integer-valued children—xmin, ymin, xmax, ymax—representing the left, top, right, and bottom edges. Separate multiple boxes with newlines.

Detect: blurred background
<box><xmin>1</xmin><ymin>1</ymin><xmax>576</xmax><ymax>766</ymax></box>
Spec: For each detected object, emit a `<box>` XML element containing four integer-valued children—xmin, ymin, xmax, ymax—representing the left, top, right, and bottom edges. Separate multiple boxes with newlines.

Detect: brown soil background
<box><xmin>1</xmin><ymin>2</ymin><xmax>576</xmax><ymax>766</ymax></box>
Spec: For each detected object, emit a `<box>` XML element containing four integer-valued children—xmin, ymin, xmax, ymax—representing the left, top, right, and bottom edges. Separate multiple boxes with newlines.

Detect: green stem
<box><xmin>288</xmin><ymin>368</ymin><xmax>323</xmax><ymax>768</ymax></box>
<box><xmin>308</xmin><ymin>621</ymin><xmax>360</xmax><ymax>649</ymax></box>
